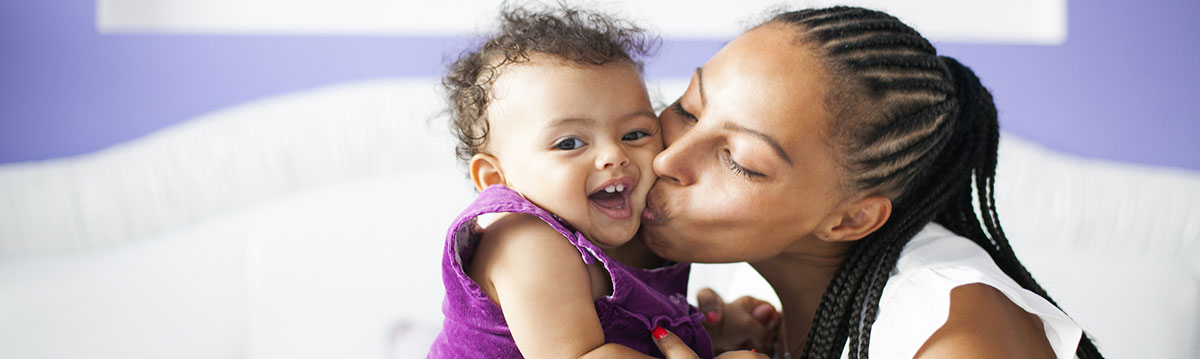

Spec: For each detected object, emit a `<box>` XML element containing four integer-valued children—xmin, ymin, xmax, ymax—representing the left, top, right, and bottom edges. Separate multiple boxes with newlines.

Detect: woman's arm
<box><xmin>469</xmin><ymin>213</ymin><xmax>653</xmax><ymax>358</ymax></box>
<box><xmin>914</xmin><ymin>283</ymin><xmax>1056</xmax><ymax>359</ymax></box>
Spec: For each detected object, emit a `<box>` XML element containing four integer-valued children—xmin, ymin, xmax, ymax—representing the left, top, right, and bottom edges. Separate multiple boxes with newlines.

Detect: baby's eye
<box><xmin>622</xmin><ymin>131</ymin><xmax>650</xmax><ymax>141</ymax></box>
<box><xmin>554</xmin><ymin>138</ymin><xmax>586</xmax><ymax>150</ymax></box>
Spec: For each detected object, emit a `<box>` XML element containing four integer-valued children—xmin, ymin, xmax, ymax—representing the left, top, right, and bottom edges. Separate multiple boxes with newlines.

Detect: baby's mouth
<box><xmin>588</xmin><ymin>181</ymin><xmax>633</xmax><ymax>220</ymax></box>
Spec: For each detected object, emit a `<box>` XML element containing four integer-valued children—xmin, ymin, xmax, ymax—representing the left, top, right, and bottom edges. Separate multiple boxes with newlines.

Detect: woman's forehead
<box><xmin>700</xmin><ymin>24</ymin><xmax>831</xmax><ymax>146</ymax></box>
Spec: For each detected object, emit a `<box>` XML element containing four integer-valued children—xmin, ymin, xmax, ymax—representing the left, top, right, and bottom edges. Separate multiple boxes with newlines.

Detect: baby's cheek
<box><xmin>633</xmin><ymin>149</ymin><xmax>660</xmax><ymax>171</ymax></box>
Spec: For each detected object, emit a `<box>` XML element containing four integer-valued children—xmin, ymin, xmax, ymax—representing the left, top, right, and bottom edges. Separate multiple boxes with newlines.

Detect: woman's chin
<box><xmin>642</xmin><ymin>231</ymin><xmax>747</xmax><ymax>264</ymax></box>
<box><xmin>637</xmin><ymin>225</ymin><xmax>670</xmax><ymax>256</ymax></box>
<box><xmin>639</xmin><ymin>225</ymin><xmax>693</xmax><ymax>262</ymax></box>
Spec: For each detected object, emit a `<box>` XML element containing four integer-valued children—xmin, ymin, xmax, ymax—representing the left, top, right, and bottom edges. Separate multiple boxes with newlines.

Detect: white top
<box><xmin>842</xmin><ymin>223</ymin><xmax>1083</xmax><ymax>359</ymax></box>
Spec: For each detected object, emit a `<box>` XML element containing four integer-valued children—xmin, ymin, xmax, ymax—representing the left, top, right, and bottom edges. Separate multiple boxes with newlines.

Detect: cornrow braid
<box><xmin>768</xmin><ymin>6</ymin><xmax>1104</xmax><ymax>358</ymax></box>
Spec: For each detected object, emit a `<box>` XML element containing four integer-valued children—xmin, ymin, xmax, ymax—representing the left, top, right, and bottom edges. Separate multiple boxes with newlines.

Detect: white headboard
<box><xmin>1</xmin><ymin>78</ymin><xmax>1196</xmax><ymax>358</ymax></box>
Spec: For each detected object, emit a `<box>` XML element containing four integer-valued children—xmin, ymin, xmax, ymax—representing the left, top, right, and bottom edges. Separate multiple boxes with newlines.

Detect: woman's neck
<box><xmin>751</xmin><ymin>241</ymin><xmax>849</xmax><ymax>356</ymax></box>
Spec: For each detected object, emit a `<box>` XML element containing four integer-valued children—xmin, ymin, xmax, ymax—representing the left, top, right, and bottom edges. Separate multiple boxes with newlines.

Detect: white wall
<box><xmin>97</xmin><ymin>0</ymin><xmax>1066</xmax><ymax>44</ymax></box>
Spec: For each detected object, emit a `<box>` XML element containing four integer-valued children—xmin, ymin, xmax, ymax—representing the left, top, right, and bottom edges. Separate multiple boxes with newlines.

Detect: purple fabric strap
<box><xmin>429</xmin><ymin>185</ymin><xmax>712</xmax><ymax>358</ymax></box>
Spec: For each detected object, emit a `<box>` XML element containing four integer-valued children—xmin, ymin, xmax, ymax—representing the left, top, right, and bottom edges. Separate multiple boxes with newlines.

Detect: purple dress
<box><xmin>428</xmin><ymin>185</ymin><xmax>712</xmax><ymax>358</ymax></box>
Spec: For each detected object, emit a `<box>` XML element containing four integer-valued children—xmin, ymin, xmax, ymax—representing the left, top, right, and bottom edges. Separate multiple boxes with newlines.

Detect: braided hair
<box><xmin>768</xmin><ymin>7</ymin><xmax>1103</xmax><ymax>358</ymax></box>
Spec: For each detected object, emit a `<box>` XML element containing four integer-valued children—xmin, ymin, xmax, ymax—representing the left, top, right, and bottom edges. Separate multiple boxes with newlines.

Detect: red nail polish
<box><xmin>651</xmin><ymin>326</ymin><xmax>668</xmax><ymax>340</ymax></box>
<box><xmin>751</xmin><ymin>349</ymin><xmax>758</xmax><ymax>353</ymax></box>
<box><xmin>705</xmin><ymin>311</ymin><xmax>721</xmax><ymax>324</ymax></box>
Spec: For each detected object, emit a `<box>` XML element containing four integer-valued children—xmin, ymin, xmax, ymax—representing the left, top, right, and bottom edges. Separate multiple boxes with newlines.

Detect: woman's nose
<box><xmin>595</xmin><ymin>143</ymin><xmax>630</xmax><ymax>170</ymax></box>
<box><xmin>653</xmin><ymin>134</ymin><xmax>696</xmax><ymax>186</ymax></box>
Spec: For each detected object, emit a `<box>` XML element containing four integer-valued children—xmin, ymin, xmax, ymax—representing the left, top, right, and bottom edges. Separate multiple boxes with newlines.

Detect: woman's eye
<box><xmin>670</xmin><ymin>102</ymin><xmax>698</xmax><ymax>124</ymax></box>
<box><xmin>723</xmin><ymin>149</ymin><xmax>766</xmax><ymax>179</ymax></box>
<box><xmin>554</xmin><ymin>138</ymin><xmax>586</xmax><ymax>150</ymax></box>
<box><xmin>622</xmin><ymin>130</ymin><xmax>650</xmax><ymax>141</ymax></box>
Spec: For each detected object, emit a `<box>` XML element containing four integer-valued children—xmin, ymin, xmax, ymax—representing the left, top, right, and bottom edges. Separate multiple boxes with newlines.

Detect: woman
<box><xmin>644</xmin><ymin>7</ymin><xmax>1103</xmax><ymax>358</ymax></box>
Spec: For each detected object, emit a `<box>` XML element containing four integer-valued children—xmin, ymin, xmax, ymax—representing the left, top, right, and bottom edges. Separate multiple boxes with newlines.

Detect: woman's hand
<box><xmin>696</xmin><ymin>288</ymin><xmax>781</xmax><ymax>353</ymax></box>
<box><xmin>653</xmin><ymin>326</ymin><xmax>768</xmax><ymax>359</ymax></box>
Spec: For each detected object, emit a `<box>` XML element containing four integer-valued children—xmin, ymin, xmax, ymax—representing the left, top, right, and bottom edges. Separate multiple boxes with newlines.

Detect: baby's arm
<box><xmin>469</xmin><ymin>213</ymin><xmax>655</xmax><ymax>358</ymax></box>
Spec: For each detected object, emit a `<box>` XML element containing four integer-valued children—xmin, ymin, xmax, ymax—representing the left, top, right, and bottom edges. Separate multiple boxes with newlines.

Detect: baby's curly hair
<box><xmin>444</xmin><ymin>3</ymin><xmax>657</xmax><ymax>166</ymax></box>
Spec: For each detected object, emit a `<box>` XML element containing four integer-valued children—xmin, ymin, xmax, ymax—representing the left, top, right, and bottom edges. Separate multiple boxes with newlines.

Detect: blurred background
<box><xmin>1</xmin><ymin>0</ymin><xmax>1197</xmax><ymax>358</ymax></box>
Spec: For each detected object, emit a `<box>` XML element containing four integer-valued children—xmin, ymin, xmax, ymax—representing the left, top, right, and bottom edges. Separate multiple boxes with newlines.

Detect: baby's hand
<box><xmin>696</xmin><ymin>288</ymin><xmax>781</xmax><ymax>354</ymax></box>
<box><xmin>653</xmin><ymin>325</ymin><xmax>768</xmax><ymax>359</ymax></box>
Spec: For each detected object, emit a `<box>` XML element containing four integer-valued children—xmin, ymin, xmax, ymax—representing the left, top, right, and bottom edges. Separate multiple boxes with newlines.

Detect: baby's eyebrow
<box><xmin>546</xmin><ymin>117</ymin><xmax>595</xmax><ymax>128</ymax></box>
<box><xmin>619</xmin><ymin>109</ymin><xmax>658</xmax><ymax>121</ymax></box>
<box><xmin>548</xmin><ymin>109</ymin><xmax>656</xmax><ymax>128</ymax></box>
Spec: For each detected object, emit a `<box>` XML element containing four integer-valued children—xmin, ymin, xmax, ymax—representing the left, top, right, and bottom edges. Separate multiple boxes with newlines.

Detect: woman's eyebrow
<box><xmin>723</xmin><ymin>122</ymin><xmax>794</xmax><ymax>166</ymax></box>
<box><xmin>695</xmin><ymin>67</ymin><xmax>707</xmax><ymax>106</ymax></box>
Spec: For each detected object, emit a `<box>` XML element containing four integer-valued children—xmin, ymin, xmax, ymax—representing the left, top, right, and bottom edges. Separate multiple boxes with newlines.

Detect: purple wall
<box><xmin>2</xmin><ymin>1</ymin><xmax>1198</xmax><ymax>170</ymax></box>
<box><xmin>936</xmin><ymin>0</ymin><xmax>1200</xmax><ymax>170</ymax></box>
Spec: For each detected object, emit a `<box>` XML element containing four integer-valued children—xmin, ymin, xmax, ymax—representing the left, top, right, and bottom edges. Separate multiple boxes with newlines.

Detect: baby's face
<box><xmin>485</xmin><ymin>57</ymin><xmax>661</xmax><ymax>248</ymax></box>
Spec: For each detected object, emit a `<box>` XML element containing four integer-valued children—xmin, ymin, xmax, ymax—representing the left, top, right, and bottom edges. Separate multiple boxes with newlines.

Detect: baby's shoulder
<box><xmin>480</xmin><ymin>213</ymin><xmax>568</xmax><ymax>245</ymax></box>
<box><xmin>473</xmin><ymin>213</ymin><xmax>581</xmax><ymax>272</ymax></box>
<box><xmin>469</xmin><ymin>212</ymin><xmax>600</xmax><ymax>302</ymax></box>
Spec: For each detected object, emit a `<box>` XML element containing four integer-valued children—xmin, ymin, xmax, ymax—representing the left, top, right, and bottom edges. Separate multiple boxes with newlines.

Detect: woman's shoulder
<box><xmin>914</xmin><ymin>282</ymin><xmax>1058</xmax><ymax>358</ymax></box>
<box><xmin>866</xmin><ymin>223</ymin><xmax>1083</xmax><ymax>358</ymax></box>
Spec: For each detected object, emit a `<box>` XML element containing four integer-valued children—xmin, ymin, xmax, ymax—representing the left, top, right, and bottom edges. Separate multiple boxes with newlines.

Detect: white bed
<box><xmin>1</xmin><ymin>78</ymin><xmax>1196</xmax><ymax>358</ymax></box>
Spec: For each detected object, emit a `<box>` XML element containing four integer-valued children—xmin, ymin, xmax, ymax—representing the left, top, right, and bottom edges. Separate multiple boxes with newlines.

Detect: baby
<box><xmin>427</xmin><ymin>4</ymin><xmax>713</xmax><ymax>358</ymax></box>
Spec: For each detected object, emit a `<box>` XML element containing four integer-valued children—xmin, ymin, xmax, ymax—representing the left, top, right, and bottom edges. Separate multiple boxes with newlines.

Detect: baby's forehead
<box><xmin>484</xmin><ymin>58</ymin><xmax>652</xmax><ymax>124</ymax></box>
<box><xmin>488</xmin><ymin>104</ymin><xmax>657</xmax><ymax>133</ymax></box>
<box><xmin>485</xmin><ymin>53</ymin><xmax>640</xmax><ymax>80</ymax></box>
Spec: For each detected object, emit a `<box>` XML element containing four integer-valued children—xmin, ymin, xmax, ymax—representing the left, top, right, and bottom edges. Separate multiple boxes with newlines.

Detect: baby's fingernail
<box><xmin>652</xmin><ymin>326</ymin><xmax>668</xmax><ymax>340</ymax></box>
<box><xmin>705</xmin><ymin>311</ymin><xmax>721</xmax><ymax>324</ymax></box>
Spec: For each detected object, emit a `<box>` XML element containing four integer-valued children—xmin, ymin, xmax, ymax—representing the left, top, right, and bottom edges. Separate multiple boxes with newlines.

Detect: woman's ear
<box><xmin>817</xmin><ymin>196</ymin><xmax>892</xmax><ymax>242</ymax></box>
<box><xmin>469</xmin><ymin>153</ymin><xmax>506</xmax><ymax>192</ymax></box>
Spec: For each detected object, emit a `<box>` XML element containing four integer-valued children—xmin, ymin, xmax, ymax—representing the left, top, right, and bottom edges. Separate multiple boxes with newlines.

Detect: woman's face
<box><xmin>639</xmin><ymin>24</ymin><xmax>850</xmax><ymax>263</ymax></box>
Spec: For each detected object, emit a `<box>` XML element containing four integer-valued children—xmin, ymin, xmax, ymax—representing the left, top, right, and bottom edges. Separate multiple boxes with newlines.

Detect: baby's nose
<box><xmin>596</xmin><ymin>145</ymin><xmax>630</xmax><ymax>169</ymax></box>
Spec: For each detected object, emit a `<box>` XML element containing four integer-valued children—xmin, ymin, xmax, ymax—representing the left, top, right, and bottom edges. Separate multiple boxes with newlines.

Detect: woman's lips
<box><xmin>641</xmin><ymin>185</ymin><xmax>667</xmax><ymax>224</ymax></box>
<box><xmin>641</xmin><ymin>207</ymin><xmax>659</xmax><ymax>222</ymax></box>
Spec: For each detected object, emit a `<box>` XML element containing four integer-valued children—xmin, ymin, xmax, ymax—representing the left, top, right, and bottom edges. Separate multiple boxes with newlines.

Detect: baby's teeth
<box><xmin>616</xmin><ymin>184</ymin><xmax>625</xmax><ymax>192</ymax></box>
<box><xmin>605</xmin><ymin>185</ymin><xmax>616</xmax><ymax>193</ymax></box>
